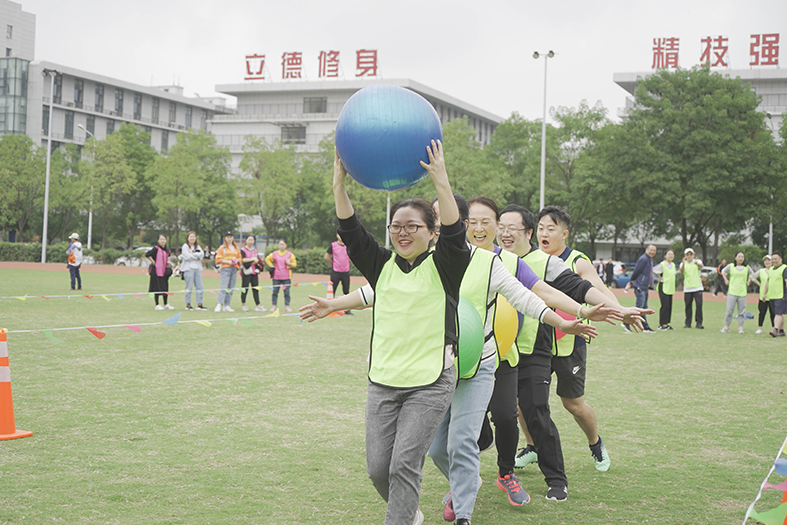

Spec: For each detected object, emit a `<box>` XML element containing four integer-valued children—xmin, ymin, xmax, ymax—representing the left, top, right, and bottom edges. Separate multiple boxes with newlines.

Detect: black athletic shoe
<box><xmin>456</xmin><ymin>519</ymin><xmax>471</xmax><ymax>525</ymax></box>
<box><xmin>696</xmin><ymin>325</ymin><xmax>704</xmax><ymax>329</ymax></box>
<box><xmin>546</xmin><ymin>485</ymin><xmax>568</xmax><ymax>502</ymax></box>
<box><xmin>684</xmin><ymin>324</ymin><xmax>691</xmax><ymax>329</ymax></box>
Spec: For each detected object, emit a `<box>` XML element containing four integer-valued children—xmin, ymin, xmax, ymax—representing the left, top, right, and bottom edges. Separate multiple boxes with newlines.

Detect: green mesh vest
<box><xmin>456</xmin><ymin>246</ymin><xmax>496</xmax><ymax>379</ymax></box>
<box><xmin>553</xmin><ymin>248</ymin><xmax>591</xmax><ymax>357</ymax></box>
<box><xmin>370</xmin><ymin>253</ymin><xmax>449</xmax><ymax>388</ymax></box>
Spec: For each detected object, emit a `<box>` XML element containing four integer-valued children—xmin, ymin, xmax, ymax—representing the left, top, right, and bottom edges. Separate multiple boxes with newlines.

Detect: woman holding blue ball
<box><xmin>334</xmin><ymin>140</ymin><xmax>469</xmax><ymax>525</ymax></box>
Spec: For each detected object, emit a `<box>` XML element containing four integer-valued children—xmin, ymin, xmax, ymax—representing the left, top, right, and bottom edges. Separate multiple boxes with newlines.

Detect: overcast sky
<box><xmin>20</xmin><ymin>0</ymin><xmax>787</xmax><ymax>122</ymax></box>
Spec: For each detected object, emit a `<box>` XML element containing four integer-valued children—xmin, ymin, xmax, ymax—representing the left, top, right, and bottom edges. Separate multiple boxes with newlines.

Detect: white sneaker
<box><xmin>165</xmin><ymin>304</ymin><xmax>174</xmax><ymax>310</ymax></box>
<box><xmin>412</xmin><ymin>508</ymin><xmax>424</xmax><ymax>525</ymax></box>
<box><xmin>242</xmin><ymin>305</ymin><xmax>249</xmax><ymax>312</ymax></box>
<box><xmin>154</xmin><ymin>304</ymin><xmax>165</xmax><ymax>310</ymax></box>
<box><xmin>255</xmin><ymin>305</ymin><xmax>265</xmax><ymax>311</ymax></box>
<box><xmin>720</xmin><ymin>326</ymin><xmax>729</xmax><ymax>333</ymax></box>
<box><xmin>222</xmin><ymin>306</ymin><xmax>234</xmax><ymax>313</ymax></box>
<box><xmin>738</xmin><ymin>327</ymin><xmax>744</xmax><ymax>334</ymax></box>
<box><xmin>755</xmin><ymin>328</ymin><xmax>763</xmax><ymax>334</ymax></box>
<box><xmin>214</xmin><ymin>304</ymin><xmax>222</xmax><ymax>312</ymax></box>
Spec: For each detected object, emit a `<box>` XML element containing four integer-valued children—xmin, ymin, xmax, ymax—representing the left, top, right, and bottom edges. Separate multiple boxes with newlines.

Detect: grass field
<box><xmin>0</xmin><ymin>268</ymin><xmax>785</xmax><ymax>524</ymax></box>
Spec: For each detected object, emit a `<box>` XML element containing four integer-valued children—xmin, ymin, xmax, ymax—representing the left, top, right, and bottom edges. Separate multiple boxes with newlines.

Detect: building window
<box><xmin>53</xmin><ymin>74</ymin><xmax>62</xmax><ymax>104</ymax></box>
<box><xmin>95</xmin><ymin>84</ymin><xmax>104</xmax><ymax>112</ymax></box>
<box><xmin>4</xmin><ymin>48</ymin><xmax>10</xmax><ymax>57</ymax></box>
<box><xmin>86</xmin><ymin>114</ymin><xmax>95</xmax><ymax>136</ymax></box>
<box><xmin>6</xmin><ymin>25</ymin><xmax>11</xmax><ymax>38</ymax></box>
<box><xmin>303</xmin><ymin>97</ymin><xmax>327</xmax><ymax>113</ymax></box>
<box><xmin>185</xmin><ymin>106</ymin><xmax>192</xmax><ymax>128</ymax></box>
<box><xmin>200</xmin><ymin>109</ymin><xmax>207</xmax><ymax>130</ymax></box>
<box><xmin>74</xmin><ymin>79</ymin><xmax>84</xmax><ymax>109</ymax></box>
<box><xmin>151</xmin><ymin>98</ymin><xmax>159</xmax><ymax>124</ymax></box>
<box><xmin>65</xmin><ymin>110</ymin><xmax>74</xmax><ymax>140</ymax></box>
<box><xmin>161</xmin><ymin>130</ymin><xmax>169</xmax><ymax>151</ymax></box>
<box><xmin>42</xmin><ymin>106</ymin><xmax>49</xmax><ymax>135</ymax></box>
<box><xmin>281</xmin><ymin>126</ymin><xmax>306</xmax><ymax>145</ymax></box>
<box><xmin>133</xmin><ymin>93</ymin><xmax>142</xmax><ymax>120</ymax></box>
<box><xmin>114</xmin><ymin>88</ymin><xmax>123</xmax><ymax>115</ymax></box>
<box><xmin>168</xmin><ymin>101</ymin><xmax>176</xmax><ymax>124</ymax></box>
<box><xmin>0</xmin><ymin>68</ymin><xmax>6</xmax><ymax>95</ymax></box>
<box><xmin>106</xmin><ymin>119</ymin><xmax>115</xmax><ymax>135</ymax></box>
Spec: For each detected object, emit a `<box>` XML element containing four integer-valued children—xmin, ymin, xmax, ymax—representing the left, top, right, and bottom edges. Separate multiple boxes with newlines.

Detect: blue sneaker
<box><xmin>496</xmin><ymin>472</ymin><xmax>530</xmax><ymax>506</ymax></box>
<box><xmin>590</xmin><ymin>436</ymin><xmax>611</xmax><ymax>472</ymax></box>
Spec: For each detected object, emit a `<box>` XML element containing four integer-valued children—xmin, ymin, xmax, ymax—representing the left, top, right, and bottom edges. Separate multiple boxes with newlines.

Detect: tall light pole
<box><xmin>41</xmin><ymin>68</ymin><xmax>58</xmax><ymax>263</ymax></box>
<box><xmin>533</xmin><ymin>50</ymin><xmax>554</xmax><ymax>211</ymax></box>
<box><xmin>77</xmin><ymin>124</ymin><xmax>94</xmax><ymax>250</ymax></box>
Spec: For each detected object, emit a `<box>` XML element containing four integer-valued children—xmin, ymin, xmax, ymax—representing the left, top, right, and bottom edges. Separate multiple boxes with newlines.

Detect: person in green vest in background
<box><xmin>653</xmin><ymin>249</ymin><xmax>677</xmax><ymax>330</ymax></box>
<box><xmin>720</xmin><ymin>251</ymin><xmax>755</xmax><ymax>334</ymax></box>
<box><xmin>763</xmin><ymin>252</ymin><xmax>787</xmax><ymax>338</ymax></box>
<box><xmin>680</xmin><ymin>247</ymin><xmax>705</xmax><ymax>329</ymax></box>
<box><xmin>754</xmin><ymin>255</ymin><xmax>774</xmax><ymax>334</ymax></box>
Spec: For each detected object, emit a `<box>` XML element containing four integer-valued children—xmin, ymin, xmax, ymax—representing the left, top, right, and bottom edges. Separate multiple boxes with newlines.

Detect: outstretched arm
<box><xmin>420</xmin><ymin>140</ymin><xmax>458</xmax><ymax>227</ymax></box>
<box><xmin>334</xmin><ymin>148</ymin><xmax>354</xmax><ymax>220</ymax></box>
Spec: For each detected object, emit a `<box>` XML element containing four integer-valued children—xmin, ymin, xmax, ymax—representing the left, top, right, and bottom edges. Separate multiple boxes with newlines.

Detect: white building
<box><xmin>0</xmin><ymin>0</ymin><xmax>231</xmax><ymax>151</ymax></box>
<box><xmin>27</xmin><ymin>61</ymin><xmax>232</xmax><ymax>152</ymax></box>
<box><xmin>211</xmin><ymin>78</ymin><xmax>503</xmax><ymax>171</ymax></box>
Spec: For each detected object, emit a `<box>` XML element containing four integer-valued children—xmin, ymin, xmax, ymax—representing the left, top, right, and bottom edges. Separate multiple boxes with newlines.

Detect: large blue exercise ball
<box><xmin>335</xmin><ymin>85</ymin><xmax>443</xmax><ymax>191</ymax></box>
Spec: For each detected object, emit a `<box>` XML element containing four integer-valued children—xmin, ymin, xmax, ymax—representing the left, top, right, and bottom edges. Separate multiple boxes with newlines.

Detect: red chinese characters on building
<box><xmin>318</xmin><ymin>51</ymin><xmax>340</xmax><ymax>78</ymax></box>
<box><xmin>700</xmin><ymin>36</ymin><xmax>728</xmax><ymax>67</ymax></box>
<box><xmin>245</xmin><ymin>54</ymin><xmax>266</xmax><ymax>80</ymax></box>
<box><xmin>652</xmin><ymin>38</ymin><xmax>680</xmax><ymax>69</ymax></box>
<box><xmin>356</xmin><ymin>49</ymin><xmax>378</xmax><ymax>77</ymax></box>
<box><xmin>750</xmin><ymin>34</ymin><xmax>780</xmax><ymax>66</ymax></box>
<box><xmin>282</xmin><ymin>52</ymin><xmax>303</xmax><ymax>79</ymax></box>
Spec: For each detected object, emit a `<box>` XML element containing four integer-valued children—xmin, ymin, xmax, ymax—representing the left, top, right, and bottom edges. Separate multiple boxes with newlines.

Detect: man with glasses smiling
<box><xmin>496</xmin><ymin>204</ymin><xmax>646</xmax><ymax>502</ymax></box>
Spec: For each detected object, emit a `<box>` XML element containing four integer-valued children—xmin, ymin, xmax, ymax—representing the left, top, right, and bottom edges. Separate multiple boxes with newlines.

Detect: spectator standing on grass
<box><xmin>214</xmin><ymin>232</ymin><xmax>241</xmax><ymax>313</ymax></box>
<box><xmin>146</xmin><ymin>234</ymin><xmax>174</xmax><ymax>310</ymax></box>
<box><xmin>653</xmin><ymin>249</ymin><xmax>677</xmax><ymax>330</ymax></box>
<box><xmin>623</xmin><ymin>244</ymin><xmax>657</xmax><ymax>333</ymax></box>
<box><xmin>715</xmin><ymin>258</ymin><xmax>728</xmax><ymax>296</ymax></box>
<box><xmin>596</xmin><ymin>258</ymin><xmax>606</xmax><ymax>284</ymax></box>
<box><xmin>763</xmin><ymin>252</ymin><xmax>787</xmax><ymax>338</ymax></box>
<box><xmin>66</xmin><ymin>233</ymin><xmax>83</xmax><ymax>291</ymax></box>
<box><xmin>265</xmin><ymin>239</ymin><xmax>296</xmax><ymax>313</ymax></box>
<box><xmin>240</xmin><ymin>235</ymin><xmax>264</xmax><ymax>312</ymax></box>
<box><xmin>325</xmin><ymin>233</ymin><xmax>353</xmax><ymax>315</ymax></box>
<box><xmin>680</xmin><ymin>248</ymin><xmax>705</xmax><ymax>329</ymax></box>
<box><xmin>605</xmin><ymin>259</ymin><xmax>615</xmax><ymax>288</ymax></box>
<box><xmin>720</xmin><ymin>252</ymin><xmax>755</xmax><ymax>334</ymax></box>
<box><xmin>755</xmin><ymin>255</ymin><xmax>774</xmax><ymax>334</ymax></box>
<box><xmin>181</xmin><ymin>231</ymin><xmax>207</xmax><ymax>311</ymax></box>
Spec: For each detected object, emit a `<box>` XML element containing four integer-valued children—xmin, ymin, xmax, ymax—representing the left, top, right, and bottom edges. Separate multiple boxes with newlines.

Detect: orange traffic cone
<box><xmin>326</xmin><ymin>281</ymin><xmax>345</xmax><ymax>317</ymax></box>
<box><xmin>0</xmin><ymin>329</ymin><xmax>33</xmax><ymax>441</ymax></box>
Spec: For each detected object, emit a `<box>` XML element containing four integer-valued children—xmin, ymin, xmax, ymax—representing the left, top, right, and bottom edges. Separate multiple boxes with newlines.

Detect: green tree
<box><xmin>147</xmin><ymin>129</ymin><xmax>234</xmax><ymax>247</ymax></box>
<box><xmin>47</xmin><ymin>144</ymin><xmax>90</xmax><ymax>244</ymax></box>
<box><xmin>82</xmin><ymin>133</ymin><xmax>137</xmax><ymax>249</ymax></box>
<box><xmin>440</xmin><ymin>117</ymin><xmax>510</xmax><ymax>204</ymax></box>
<box><xmin>625</xmin><ymin>65</ymin><xmax>777</xmax><ymax>262</ymax></box>
<box><xmin>487</xmin><ymin>112</ymin><xmax>552</xmax><ymax>210</ymax></box>
<box><xmin>239</xmin><ymin>137</ymin><xmax>301</xmax><ymax>246</ymax></box>
<box><xmin>0</xmin><ymin>134</ymin><xmax>46</xmax><ymax>241</ymax></box>
<box><xmin>116</xmin><ymin>124</ymin><xmax>158</xmax><ymax>248</ymax></box>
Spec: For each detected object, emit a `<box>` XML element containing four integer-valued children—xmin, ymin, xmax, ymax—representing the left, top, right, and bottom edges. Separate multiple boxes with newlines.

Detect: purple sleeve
<box><xmin>516</xmin><ymin>258</ymin><xmax>541</xmax><ymax>289</ymax></box>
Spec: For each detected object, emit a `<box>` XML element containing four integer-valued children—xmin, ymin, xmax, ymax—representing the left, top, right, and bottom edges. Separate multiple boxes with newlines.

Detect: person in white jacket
<box><xmin>181</xmin><ymin>231</ymin><xmax>207</xmax><ymax>311</ymax></box>
<box><xmin>66</xmin><ymin>233</ymin><xmax>83</xmax><ymax>290</ymax></box>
